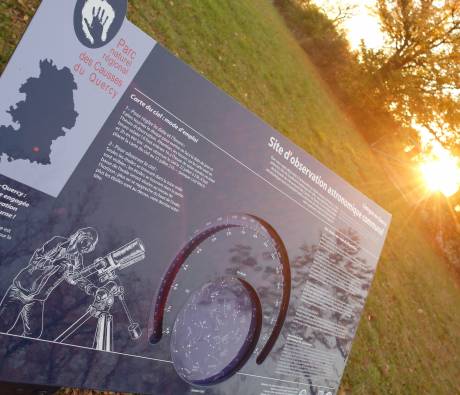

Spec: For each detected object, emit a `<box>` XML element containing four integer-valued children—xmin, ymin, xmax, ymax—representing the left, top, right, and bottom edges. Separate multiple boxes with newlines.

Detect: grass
<box><xmin>1</xmin><ymin>0</ymin><xmax>460</xmax><ymax>394</ymax></box>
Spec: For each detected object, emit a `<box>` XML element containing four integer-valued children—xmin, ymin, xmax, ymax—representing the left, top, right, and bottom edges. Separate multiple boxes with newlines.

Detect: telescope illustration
<box><xmin>55</xmin><ymin>239</ymin><xmax>146</xmax><ymax>352</ymax></box>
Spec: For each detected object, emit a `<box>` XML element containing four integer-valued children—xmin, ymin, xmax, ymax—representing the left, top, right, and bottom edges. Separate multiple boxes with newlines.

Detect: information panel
<box><xmin>0</xmin><ymin>1</ymin><xmax>391</xmax><ymax>394</ymax></box>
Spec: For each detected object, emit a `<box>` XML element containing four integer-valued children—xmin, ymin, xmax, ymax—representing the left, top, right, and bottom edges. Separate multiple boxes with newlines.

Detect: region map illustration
<box><xmin>0</xmin><ymin>59</ymin><xmax>78</xmax><ymax>165</ymax></box>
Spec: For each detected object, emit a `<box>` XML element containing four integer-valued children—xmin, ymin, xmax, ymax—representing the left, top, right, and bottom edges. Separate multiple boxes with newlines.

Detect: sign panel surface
<box><xmin>0</xmin><ymin>2</ymin><xmax>391</xmax><ymax>394</ymax></box>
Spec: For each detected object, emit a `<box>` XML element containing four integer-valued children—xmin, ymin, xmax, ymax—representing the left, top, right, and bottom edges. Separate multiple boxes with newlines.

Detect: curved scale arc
<box><xmin>150</xmin><ymin>213</ymin><xmax>291</xmax><ymax>367</ymax></box>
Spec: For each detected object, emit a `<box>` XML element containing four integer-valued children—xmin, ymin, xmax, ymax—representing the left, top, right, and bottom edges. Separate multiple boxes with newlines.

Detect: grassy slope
<box><xmin>1</xmin><ymin>1</ymin><xmax>459</xmax><ymax>394</ymax></box>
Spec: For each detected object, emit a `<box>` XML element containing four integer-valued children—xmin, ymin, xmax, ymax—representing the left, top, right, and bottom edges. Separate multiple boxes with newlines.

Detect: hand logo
<box><xmin>84</xmin><ymin>7</ymin><xmax>109</xmax><ymax>46</ymax></box>
<box><xmin>81</xmin><ymin>0</ymin><xmax>115</xmax><ymax>46</ymax></box>
<box><xmin>75</xmin><ymin>0</ymin><xmax>126</xmax><ymax>49</ymax></box>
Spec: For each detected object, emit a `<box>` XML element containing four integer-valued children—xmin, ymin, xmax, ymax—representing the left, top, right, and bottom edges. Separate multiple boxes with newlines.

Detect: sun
<box><xmin>419</xmin><ymin>150</ymin><xmax>460</xmax><ymax>197</ymax></box>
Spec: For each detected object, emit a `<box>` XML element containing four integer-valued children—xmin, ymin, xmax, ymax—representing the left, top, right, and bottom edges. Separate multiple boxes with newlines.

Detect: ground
<box><xmin>1</xmin><ymin>0</ymin><xmax>459</xmax><ymax>394</ymax></box>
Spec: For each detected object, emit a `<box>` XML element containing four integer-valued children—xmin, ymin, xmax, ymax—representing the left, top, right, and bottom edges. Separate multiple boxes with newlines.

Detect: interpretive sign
<box><xmin>0</xmin><ymin>1</ymin><xmax>391</xmax><ymax>394</ymax></box>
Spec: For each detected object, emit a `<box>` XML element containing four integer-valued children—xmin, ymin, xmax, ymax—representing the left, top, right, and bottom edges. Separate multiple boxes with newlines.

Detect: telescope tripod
<box><xmin>55</xmin><ymin>282</ymin><xmax>142</xmax><ymax>351</ymax></box>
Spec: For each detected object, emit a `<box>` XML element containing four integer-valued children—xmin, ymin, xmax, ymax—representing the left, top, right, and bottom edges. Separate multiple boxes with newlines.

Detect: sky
<box><xmin>313</xmin><ymin>0</ymin><xmax>385</xmax><ymax>50</ymax></box>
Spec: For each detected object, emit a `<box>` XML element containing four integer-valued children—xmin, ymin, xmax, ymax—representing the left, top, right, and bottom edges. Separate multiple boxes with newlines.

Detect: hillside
<box><xmin>1</xmin><ymin>0</ymin><xmax>459</xmax><ymax>394</ymax></box>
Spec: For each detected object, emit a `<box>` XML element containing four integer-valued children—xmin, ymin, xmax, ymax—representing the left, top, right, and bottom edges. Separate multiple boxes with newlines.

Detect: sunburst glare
<box><xmin>419</xmin><ymin>148</ymin><xmax>460</xmax><ymax>197</ymax></box>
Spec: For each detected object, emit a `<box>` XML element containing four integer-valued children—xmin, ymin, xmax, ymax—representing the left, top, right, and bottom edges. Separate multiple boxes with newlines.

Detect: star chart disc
<box><xmin>170</xmin><ymin>277</ymin><xmax>261</xmax><ymax>385</ymax></box>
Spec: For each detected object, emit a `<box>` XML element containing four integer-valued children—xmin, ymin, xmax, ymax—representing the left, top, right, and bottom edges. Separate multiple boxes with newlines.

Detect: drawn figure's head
<box><xmin>69</xmin><ymin>227</ymin><xmax>99</xmax><ymax>255</ymax></box>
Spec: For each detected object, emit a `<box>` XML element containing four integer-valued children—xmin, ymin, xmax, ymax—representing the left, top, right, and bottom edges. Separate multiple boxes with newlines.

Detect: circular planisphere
<box><xmin>170</xmin><ymin>277</ymin><xmax>261</xmax><ymax>385</ymax></box>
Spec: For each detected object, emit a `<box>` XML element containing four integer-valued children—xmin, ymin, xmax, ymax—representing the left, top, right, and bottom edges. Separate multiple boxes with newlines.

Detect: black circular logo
<box><xmin>74</xmin><ymin>0</ymin><xmax>127</xmax><ymax>48</ymax></box>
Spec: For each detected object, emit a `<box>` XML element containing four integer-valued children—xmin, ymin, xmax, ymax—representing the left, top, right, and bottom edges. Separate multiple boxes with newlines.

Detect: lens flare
<box><xmin>419</xmin><ymin>149</ymin><xmax>460</xmax><ymax>197</ymax></box>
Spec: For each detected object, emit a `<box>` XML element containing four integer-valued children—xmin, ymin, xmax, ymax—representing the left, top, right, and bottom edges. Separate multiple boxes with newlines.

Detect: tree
<box><xmin>274</xmin><ymin>1</ymin><xmax>355</xmax><ymax>102</ymax></box>
<box><xmin>308</xmin><ymin>0</ymin><xmax>358</xmax><ymax>27</ymax></box>
<box><xmin>366</xmin><ymin>0</ymin><xmax>460</xmax><ymax>149</ymax></box>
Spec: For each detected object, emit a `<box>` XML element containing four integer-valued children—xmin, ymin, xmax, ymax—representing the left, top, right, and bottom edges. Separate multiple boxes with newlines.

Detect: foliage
<box><xmin>276</xmin><ymin>0</ymin><xmax>460</xmax><ymax>150</ymax></box>
<box><xmin>366</xmin><ymin>0</ymin><xmax>460</xmax><ymax>149</ymax></box>
<box><xmin>274</xmin><ymin>0</ymin><xmax>402</xmax><ymax>143</ymax></box>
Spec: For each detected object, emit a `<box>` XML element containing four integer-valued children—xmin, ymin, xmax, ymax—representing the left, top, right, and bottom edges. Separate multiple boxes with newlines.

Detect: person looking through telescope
<box><xmin>0</xmin><ymin>227</ymin><xmax>99</xmax><ymax>338</ymax></box>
